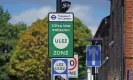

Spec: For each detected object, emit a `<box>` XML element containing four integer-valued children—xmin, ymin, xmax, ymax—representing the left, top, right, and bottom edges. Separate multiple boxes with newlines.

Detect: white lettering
<box><xmin>52</xmin><ymin>24</ymin><xmax>62</xmax><ymax>27</ymax></box>
<box><xmin>54</xmin><ymin>51</ymin><xmax>68</xmax><ymax>55</ymax></box>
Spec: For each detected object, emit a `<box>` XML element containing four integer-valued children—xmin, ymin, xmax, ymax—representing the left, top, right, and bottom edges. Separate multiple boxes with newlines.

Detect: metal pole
<box><xmin>56</xmin><ymin>0</ymin><xmax>62</xmax><ymax>12</ymax></box>
<box><xmin>92</xmin><ymin>41</ymin><xmax>96</xmax><ymax>80</ymax></box>
<box><xmin>121</xmin><ymin>0</ymin><xmax>125</xmax><ymax>80</ymax></box>
<box><xmin>87</xmin><ymin>67</ymin><xmax>92</xmax><ymax>80</ymax></box>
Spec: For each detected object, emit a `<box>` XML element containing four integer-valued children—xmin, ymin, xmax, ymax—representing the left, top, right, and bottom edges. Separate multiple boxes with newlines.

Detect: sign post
<box><xmin>86</xmin><ymin>45</ymin><xmax>101</xmax><ymax>80</ymax></box>
<box><xmin>48</xmin><ymin>12</ymin><xmax>74</xmax><ymax>58</ymax></box>
<box><xmin>52</xmin><ymin>58</ymin><xmax>68</xmax><ymax>80</ymax></box>
<box><xmin>68</xmin><ymin>54</ymin><xmax>78</xmax><ymax>78</ymax></box>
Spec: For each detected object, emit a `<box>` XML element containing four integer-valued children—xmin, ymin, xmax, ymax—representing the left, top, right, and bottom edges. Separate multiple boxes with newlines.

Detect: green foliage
<box><xmin>9</xmin><ymin>17</ymin><xmax>50</xmax><ymax>80</ymax></box>
<box><xmin>0</xmin><ymin>5</ymin><xmax>27</xmax><ymax>80</ymax></box>
<box><xmin>0</xmin><ymin>5</ymin><xmax>13</xmax><ymax>80</ymax></box>
<box><xmin>0</xmin><ymin>54</ymin><xmax>10</xmax><ymax>80</ymax></box>
<box><xmin>74</xmin><ymin>18</ymin><xmax>92</xmax><ymax>78</ymax></box>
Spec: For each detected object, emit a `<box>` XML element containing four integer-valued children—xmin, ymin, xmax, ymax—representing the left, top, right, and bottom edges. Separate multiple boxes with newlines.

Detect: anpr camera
<box><xmin>61</xmin><ymin>1</ymin><xmax>71</xmax><ymax>12</ymax></box>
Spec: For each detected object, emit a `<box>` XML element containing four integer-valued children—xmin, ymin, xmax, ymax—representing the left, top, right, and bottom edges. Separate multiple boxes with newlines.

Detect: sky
<box><xmin>0</xmin><ymin>0</ymin><xmax>110</xmax><ymax>36</ymax></box>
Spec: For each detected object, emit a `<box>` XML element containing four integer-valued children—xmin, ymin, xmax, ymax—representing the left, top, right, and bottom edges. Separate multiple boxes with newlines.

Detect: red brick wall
<box><xmin>125</xmin><ymin>0</ymin><xmax>133</xmax><ymax>80</ymax></box>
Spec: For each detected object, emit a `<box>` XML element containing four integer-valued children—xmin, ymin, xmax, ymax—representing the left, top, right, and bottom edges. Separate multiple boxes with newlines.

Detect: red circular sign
<box><xmin>68</xmin><ymin>57</ymin><xmax>77</xmax><ymax>70</ymax></box>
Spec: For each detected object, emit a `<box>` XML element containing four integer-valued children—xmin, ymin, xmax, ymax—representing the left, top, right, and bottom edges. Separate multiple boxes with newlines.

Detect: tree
<box><xmin>9</xmin><ymin>16</ymin><xmax>92</xmax><ymax>80</ymax></box>
<box><xmin>9</xmin><ymin>18</ymin><xmax>50</xmax><ymax>80</ymax></box>
<box><xmin>0</xmin><ymin>5</ymin><xmax>27</xmax><ymax>80</ymax></box>
<box><xmin>73</xmin><ymin>18</ymin><xmax>92</xmax><ymax>79</ymax></box>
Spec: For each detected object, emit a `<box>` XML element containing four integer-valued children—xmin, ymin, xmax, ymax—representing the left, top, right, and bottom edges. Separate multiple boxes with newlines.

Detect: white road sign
<box><xmin>68</xmin><ymin>54</ymin><xmax>78</xmax><ymax>78</ymax></box>
<box><xmin>54</xmin><ymin>60</ymin><xmax>67</xmax><ymax>73</ymax></box>
<box><xmin>49</xmin><ymin>13</ymin><xmax>73</xmax><ymax>21</ymax></box>
<box><xmin>53</xmin><ymin>33</ymin><xmax>69</xmax><ymax>49</ymax></box>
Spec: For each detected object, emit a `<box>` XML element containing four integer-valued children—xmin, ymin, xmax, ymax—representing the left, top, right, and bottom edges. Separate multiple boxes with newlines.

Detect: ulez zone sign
<box><xmin>48</xmin><ymin>12</ymin><xmax>74</xmax><ymax>58</ymax></box>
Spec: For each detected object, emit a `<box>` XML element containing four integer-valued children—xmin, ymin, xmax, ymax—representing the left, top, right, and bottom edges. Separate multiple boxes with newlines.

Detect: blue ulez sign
<box><xmin>52</xmin><ymin>58</ymin><xmax>68</xmax><ymax>80</ymax></box>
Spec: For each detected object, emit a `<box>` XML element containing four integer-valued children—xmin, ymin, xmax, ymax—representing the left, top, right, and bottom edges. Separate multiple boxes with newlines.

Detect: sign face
<box><xmin>86</xmin><ymin>45</ymin><xmax>101</xmax><ymax>67</ymax></box>
<box><xmin>48</xmin><ymin>12</ymin><xmax>74</xmax><ymax>58</ymax></box>
<box><xmin>51</xmin><ymin>58</ymin><xmax>68</xmax><ymax>80</ymax></box>
<box><xmin>68</xmin><ymin>54</ymin><xmax>78</xmax><ymax>78</ymax></box>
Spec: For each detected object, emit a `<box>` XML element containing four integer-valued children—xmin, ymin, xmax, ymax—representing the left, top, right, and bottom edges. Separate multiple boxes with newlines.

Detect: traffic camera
<box><xmin>61</xmin><ymin>1</ymin><xmax>71</xmax><ymax>12</ymax></box>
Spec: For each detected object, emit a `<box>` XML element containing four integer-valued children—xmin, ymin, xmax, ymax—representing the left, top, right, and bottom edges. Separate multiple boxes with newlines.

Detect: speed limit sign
<box><xmin>68</xmin><ymin>54</ymin><xmax>78</xmax><ymax>78</ymax></box>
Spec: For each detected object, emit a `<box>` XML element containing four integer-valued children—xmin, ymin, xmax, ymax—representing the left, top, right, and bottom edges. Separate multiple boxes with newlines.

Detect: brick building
<box><xmin>94</xmin><ymin>0</ymin><xmax>133</xmax><ymax>80</ymax></box>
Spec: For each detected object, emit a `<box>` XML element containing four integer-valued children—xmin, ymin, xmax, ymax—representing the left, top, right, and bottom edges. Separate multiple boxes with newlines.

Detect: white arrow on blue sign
<box><xmin>86</xmin><ymin>45</ymin><xmax>101</xmax><ymax>67</ymax></box>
